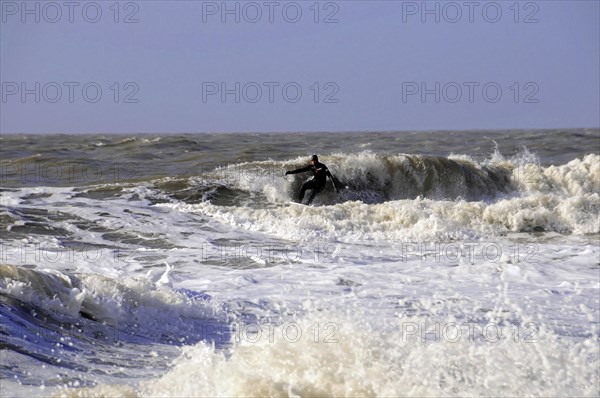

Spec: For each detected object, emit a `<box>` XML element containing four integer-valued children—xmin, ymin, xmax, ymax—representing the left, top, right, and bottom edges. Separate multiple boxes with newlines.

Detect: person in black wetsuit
<box><xmin>285</xmin><ymin>155</ymin><xmax>339</xmax><ymax>204</ymax></box>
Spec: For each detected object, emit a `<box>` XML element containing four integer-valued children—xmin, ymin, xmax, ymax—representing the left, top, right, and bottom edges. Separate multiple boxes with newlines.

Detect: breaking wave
<box><xmin>159</xmin><ymin>153</ymin><xmax>599</xmax><ymax>240</ymax></box>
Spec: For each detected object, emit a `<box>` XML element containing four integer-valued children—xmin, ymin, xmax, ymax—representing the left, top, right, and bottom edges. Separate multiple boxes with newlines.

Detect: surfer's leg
<box><xmin>299</xmin><ymin>181</ymin><xmax>314</xmax><ymax>202</ymax></box>
<box><xmin>306</xmin><ymin>185</ymin><xmax>322</xmax><ymax>205</ymax></box>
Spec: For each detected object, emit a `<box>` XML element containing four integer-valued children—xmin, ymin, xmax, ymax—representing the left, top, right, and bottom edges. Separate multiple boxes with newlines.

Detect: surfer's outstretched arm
<box><xmin>285</xmin><ymin>165</ymin><xmax>311</xmax><ymax>175</ymax></box>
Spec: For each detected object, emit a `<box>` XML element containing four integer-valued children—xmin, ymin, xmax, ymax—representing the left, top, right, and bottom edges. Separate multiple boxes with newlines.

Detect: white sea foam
<box><xmin>0</xmin><ymin>264</ymin><xmax>220</xmax><ymax>330</ymax></box>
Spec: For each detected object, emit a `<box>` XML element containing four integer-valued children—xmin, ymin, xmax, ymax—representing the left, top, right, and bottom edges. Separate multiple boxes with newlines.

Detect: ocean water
<box><xmin>1</xmin><ymin>129</ymin><xmax>599</xmax><ymax>397</ymax></box>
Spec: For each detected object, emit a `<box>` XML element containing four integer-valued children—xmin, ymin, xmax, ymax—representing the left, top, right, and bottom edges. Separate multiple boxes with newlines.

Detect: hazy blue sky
<box><xmin>1</xmin><ymin>0</ymin><xmax>599</xmax><ymax>133</ymax></box>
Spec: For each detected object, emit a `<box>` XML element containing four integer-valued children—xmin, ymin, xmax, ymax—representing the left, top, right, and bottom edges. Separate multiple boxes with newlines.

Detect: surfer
<box><xmin>285</xmin><ymin>155</ymin><xmax>339</xmax><ymax>204</ymax></box>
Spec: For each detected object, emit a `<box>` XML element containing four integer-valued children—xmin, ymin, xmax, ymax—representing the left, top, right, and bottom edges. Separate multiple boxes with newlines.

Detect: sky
<box><xmin>1</xmin><ymin>0</ymin><xmax>599</xmax><ymax>134</ymax></box>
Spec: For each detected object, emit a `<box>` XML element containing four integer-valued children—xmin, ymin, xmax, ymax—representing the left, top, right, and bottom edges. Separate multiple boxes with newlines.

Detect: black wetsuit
<box><xmin>287</xmin><ymin>162</ymin><xmax>337</xmax><ymax>204</ymax></box>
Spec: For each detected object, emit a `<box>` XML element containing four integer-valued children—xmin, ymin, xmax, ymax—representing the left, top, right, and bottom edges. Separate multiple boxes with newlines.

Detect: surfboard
<box><xmin>288</xmin><ymin>201</ymin><xmax>309</xmax><ymax>206</ymax></box>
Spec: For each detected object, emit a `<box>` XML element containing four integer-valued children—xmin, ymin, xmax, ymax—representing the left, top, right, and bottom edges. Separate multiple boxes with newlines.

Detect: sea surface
<box><xmin>1</xmin><ymin>129</ymin><xmax>599</xmax><ymax>397</ymax></box>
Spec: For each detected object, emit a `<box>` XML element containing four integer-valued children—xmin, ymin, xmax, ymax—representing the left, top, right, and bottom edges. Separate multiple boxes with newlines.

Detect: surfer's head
<box><xmin>311</xmin><ymin>154</ymin><xmax>318</xmax><ymax>165</ymax></box>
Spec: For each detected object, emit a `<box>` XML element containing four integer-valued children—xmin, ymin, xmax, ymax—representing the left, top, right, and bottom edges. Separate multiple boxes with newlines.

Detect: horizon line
<box><xmin>1</xmin><ymin>126</ymin><xmax>599</xmax><ymax>136</ymax></box>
